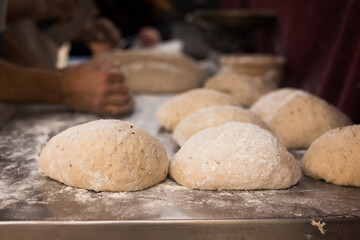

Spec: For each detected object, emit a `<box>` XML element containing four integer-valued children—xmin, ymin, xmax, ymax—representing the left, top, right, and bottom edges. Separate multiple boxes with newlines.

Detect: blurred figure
<box><xmin>0</xmin><ymin>60</ymin><xmax>134</xmax><ymax>115</ymax></box>
<box><xmin>0</xmin><ymin>0</ymin><xmax>134</xmax><ymax>116</ymax></box>
<box><xmin>95</xmin><ymin>0</ymin><xmax>172</xmax><ymax>48</ymax></box>
<box><xmin>4</xmin><ymin>0</ymin><xmax>122</xmax><ymax>68</ymax></box>
<box><xmin>221</xmin><ymin>0</ymin><xmax>360</xmax><ymax>123</ymax></box>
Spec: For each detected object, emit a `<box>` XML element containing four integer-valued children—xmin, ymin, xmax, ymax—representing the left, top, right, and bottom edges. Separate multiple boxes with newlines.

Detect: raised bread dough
<box><xmin>92</xmin><ymin>50</ymin><xmax>206</xmax><ymax>93</ymax></box>
<box><xmin>39</xmin><ymin>120</ymin><xmax>169</xmax><ymax>192</ymax></box>
<box><xmin>302</xmin><ymin>125</ymin><xmax>360</xmax><ymax>187</ymax></box>
<box><xmin>250</xmin><ymin>88</ymin><xmax>352</xmax><ymax>149</ymax></box>
<box><xmin>156</xmin><ymin>89</ymin><xmax>240</xmax><ymax>131</ymax></box>
<box><xmin>170</xmin><ymin>122</ymin><xmax>301</xmax><ymax>190</ymax></box>
<box><xmin>204</xmin><ymin>72</ymin><xmax>278</xmax><ymax>107</ymax></box>
<box><xmin>173</xmin><ymin>105</ymin><xmax>269</xmax><ymax>146</ymax></box>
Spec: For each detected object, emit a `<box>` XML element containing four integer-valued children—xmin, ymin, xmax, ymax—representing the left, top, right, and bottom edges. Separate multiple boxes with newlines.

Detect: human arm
<box><xmin>1</xmin><ymin>31</ymin><xmax>46</xmax><ymax>68</ymax></box>
<box><xmin>0</xmin><ymin>60</ymin><xmax>134</xmax><ymax>115</ymax></box>
<box><xmin>76</xmin><ymin>18</ymin><xmax>122</xmax><ymax>54</ymax></box>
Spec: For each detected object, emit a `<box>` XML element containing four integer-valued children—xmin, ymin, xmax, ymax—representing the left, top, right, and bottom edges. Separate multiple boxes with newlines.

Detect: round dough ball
<box><xmin>205</xmin><ymin>72</ymin><xmax>278</xmax><ymax>107</ymax></box>
<box><xmin>39</xmin><ymin>120</ymin><xmax>169</xmax><ymax>192</ymax></box>
<box><xmin>170</xmin><ymin>122</ymin><xmax>301</xmax><ymax>190</ymax></box>
<box><xmin>173</xmin><ymin>105</ymin><xmax>269</xmax><ymax>146</ymax></box>
<box><xmin>92</xmin><ymin>50</ymin><xmax>206</xmax><ymax>93</ymax></box>
<box><xmin>156</xmin><ymin>89</ymin><xmax>240</xmax><ymax>131</ymax></box>
<box><xmin>301</xmin><ymin>125</ymin><xmax>360</xmax><ymax>187</ymax></box>
<box><xmin>250</xmin><ymin>88</ymin><xmax>352</xmax><ymax>149</ymax></box>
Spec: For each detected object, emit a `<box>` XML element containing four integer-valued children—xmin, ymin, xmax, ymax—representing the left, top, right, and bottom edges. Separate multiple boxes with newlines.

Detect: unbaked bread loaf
<box><xmin>39</xmin><ymin>120</ymin><xmax>169</xmax><ymax>192</ymax></box>
<box><xmin>170</xmin><ymin>122</ymin><xmax>301</xmax><ymax>190</ymax></box>
<box><xmin>204</xmin><ymin>72</ymin><xmax>278</xmax><ymax>107</ymax></box>
<box><xmin>92</xmin><ymin>50</ymin><xmax>206</xmax><ymax>93</ymax></box>
<box><xmin>250</xmin><ymin>88</ymin><xmax>352</xmax><ymax>149</ymax></box>
<box><xmin>156</xmin><ymin>89</ymin><xmax>240</xmax><ymax>131</ymax></box>
<box><xmin>301</xmin><ymin>125</ymin><xmax>360</xmax><ymax>187</ymax></box>
<box><xmin>173</xmin><ymin>105</ymin><xmax>269</xmax><ymax>146</ymax></box>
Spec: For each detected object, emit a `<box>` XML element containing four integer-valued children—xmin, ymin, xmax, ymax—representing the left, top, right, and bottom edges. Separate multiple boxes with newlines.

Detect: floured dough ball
<box><xmin>251</xmin><ymin>88</ymin><xmax>352</xmax><ymax>149</ymax></box>
<box><xmin>173</xmin><ymin>105</ymin><xmax>269</xmax><ymax>146</ymax></box>
<box><xmin>170</xmin><ymin>122</ymin><xmax>301</xmax><ymax>190</ymax></box>
<box><xmin>302</xmin><ymin>125</ymin><xmax>360</xmax><ymax>187</ymax></box>
<box><xmin>205</xmin><ymin>72</ymin><xmax>278</xmax><ymax>107</ymax></box>
<box><xmin>92</xmin><ymin>50</ymin><xmax>206</xmax><ymax>93</ymax></box>
<box><xmin>156</xmin><ymin>89</ymin><xmax>240</xmax><ymax>131</ymax></box>
<box><xmin>39</xmin><ymin>120</ymin><xmax>169</xmax><ymax>192</ymax></box>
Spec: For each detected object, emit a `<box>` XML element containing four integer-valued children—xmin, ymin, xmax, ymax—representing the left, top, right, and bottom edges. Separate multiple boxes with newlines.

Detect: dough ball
<box><xmin>250</xmin><ymin>88</ymin><xmax>352</xmax><ymax>149</ymax></box>
<box><xmin>173</xmin><ymin>105</ymin><xmax>269</xmax><ymax>146</ymax></box>
<box><xmin>92</xmin><ymin>50</ymin><xmax>206</xmax><ymax>93</ymax></box>
<box><xmin>205</xmin><ymin>72</ymin><xmax>278</xmax><ymax>107</ymax></box>
<box><xmin>170</xmin><ymin>122</ymin><xmax>301</xmax><ymax>190</ymax></box>
<box><xmin>156</xmin><ymin>89</ymin><xmax>240</xmax><ymax>131</ymax></box>
<box><xmin>39</xmin><ymin>120</ymin><xmax>169</xmax><ymax>192</ymax></box>
<box><xmin>301</xmin><ymin>125</ymin><xmax>360</xmax><ymax>187</ymax></box>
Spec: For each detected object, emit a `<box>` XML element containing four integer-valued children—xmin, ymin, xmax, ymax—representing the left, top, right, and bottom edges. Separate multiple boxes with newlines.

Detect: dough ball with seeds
<box><xmin>173</xmin><ymin>105</ymin><xmax>269</xmax><ymax>146</ymax></box>
<box><xmin>205</xmin><ymin>72</ymin><xmax>278</xmax><ymax>107</ymax></box>
<box><xmin>92</xmin><ymin>50</ymin><xmax>206</xmax><ymax>93</ymax></box>
<box><xmin>40</xmin><ymin>120</ymin><xmax>169</xmax><ymax>192</ymax></box>
<box><xmin>302</xmin><ymin>125</ymin><xmax>360</xmax><ymax>187</ymax></box>
<box><xmin>156</xmin><ymin>89</ymin><xmax>240</xmax><ymax>131</ymax></box>
<box><xmin>170</xmin><ymin>122</ymin><xmax>301</xmax><ymax>190</ymax></box>
<box><xmin>251</xmin><ymin>88</ymin><xmax>352</xmax><ymax>149</ymax></box>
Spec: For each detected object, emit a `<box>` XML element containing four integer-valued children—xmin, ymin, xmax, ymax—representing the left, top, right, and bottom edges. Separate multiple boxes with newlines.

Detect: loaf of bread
<box><xmin>173</xmin><ymin>105</ymin><xmax>269</xmax><ymax>146</ymax></box>
<box><xmin>170</xmin><ymin>122</ymin><xmax>301</xmax><ymax>190</ymax></box>
<box><xmin>205</xmin><ymin>71</ymin><xmax>278</xmax><ymax>107</ymax></box>
<box><xmin>93</xmin><ymin>50</ymin><xmax>206</xmax><ymax>93</ymax></box>
<box><xmin>302</xmin><ymin>125</ymin><xmax>360</xmax><ymax>187</ymax></box>
<box><xmin>40</xmin><ymin>120</ymin><xmax>169</xmax><ymax>192</ymax></box>
<box><xmin>251</xmin><ymin>88</ymin><xmax>352</xmax><ymax>149</ymax></box>
<box><xmin>156</xmin><ymin>89</ymin><xmax>239</xmax><ymax>131</ymax></box>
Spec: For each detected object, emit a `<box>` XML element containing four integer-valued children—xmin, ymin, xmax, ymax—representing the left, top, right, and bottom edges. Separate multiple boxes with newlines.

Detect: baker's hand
<box><xmin>59</xmin><ymin>61</ymin><xmax>134</xmax><ymax>115</ymax></box>
<box><xmin>139</xmin><ymin>27</ymin><xmax>161</xmax><ymax>47</ymax></box>
<box><xmin>78</xmin><ymin>18</ymin><xmax>122</xmax><ymax>54</ymax></box>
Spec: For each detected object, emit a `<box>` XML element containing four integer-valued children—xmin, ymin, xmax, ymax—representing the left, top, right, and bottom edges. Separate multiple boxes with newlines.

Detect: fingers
<box><xmin>93</xmin><ymin>18</ymin><xmax>122</xmax><ymax>47</ymax></box>
<box><xmin>86</xmin><ymin>61</ymin><xmax>117</xmax><ymax>70</ymax></box>
<box><xmin>102</xmin><ymin>96</ymin><xmax>135</xmax><ymax>115</ymax></box>
<box><xmin>103</xmin><ymin>94</ymin><xmax>129</xmax><ymax>106</ymax></box>
<box><xmin>85</xmin><ymin>61</ymin><xmax>121</xmax><ymax>72</ymax></box>
<box><xmin>107</xmin><ymin>72</ymin><xmax>125</xmax><ymax>84</ymax></box>
<box><xmin>106</xmin><ymin>83</ymin><xmax>129</xmax><ymax>94</ymax></box>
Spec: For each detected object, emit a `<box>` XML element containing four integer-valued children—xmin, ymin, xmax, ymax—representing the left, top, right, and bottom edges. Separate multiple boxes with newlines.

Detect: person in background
<box><xmin>4</xmin><ymin>0</ymin><xmax>122</xmax><ymax>68</ymax></box>
<box><xmin>95</xmin><ymin>0</ymin><xmax>172</xmax><ymax>48</ymax></box>
<box><xmin>221</xmin><ymin>0</ymin><xmax>360</xmax><ymax>123</ymax></box>
<box><xmin>0</xmin><ymin>0</ymin><xmax>134</xmax><ymax>115</ymax></box>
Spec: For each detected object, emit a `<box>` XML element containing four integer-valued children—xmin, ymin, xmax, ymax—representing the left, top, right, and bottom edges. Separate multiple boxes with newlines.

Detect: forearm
<box><xmin>1</xmin><ymin>32</ymin><xmax>46</xmax><ymax>68</ymax></box>
<box><xmin>0</xmin><ymin>60</ymin><xmax>63</xmax><ymax>104</ymax></box>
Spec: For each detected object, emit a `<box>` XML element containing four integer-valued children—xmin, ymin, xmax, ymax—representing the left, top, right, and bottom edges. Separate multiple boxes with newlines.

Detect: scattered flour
<box><xmin>0</xmin><ymin>98</ymin><xmax>360</xmax><ymax>221</ymax></box>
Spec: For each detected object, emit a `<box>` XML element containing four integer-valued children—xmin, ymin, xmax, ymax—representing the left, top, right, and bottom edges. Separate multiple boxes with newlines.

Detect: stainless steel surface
<box><xmin>0</xmin><ymin>95</ymin><xmax>359</xmax><ymax>239</ymax></box>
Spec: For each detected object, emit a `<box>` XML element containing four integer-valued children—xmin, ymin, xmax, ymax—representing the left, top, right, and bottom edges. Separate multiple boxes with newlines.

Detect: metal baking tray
<box><xmin>0</xmin><ymin>95</ymin><xmax>359</xmax><ymax>240</ymax></box>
